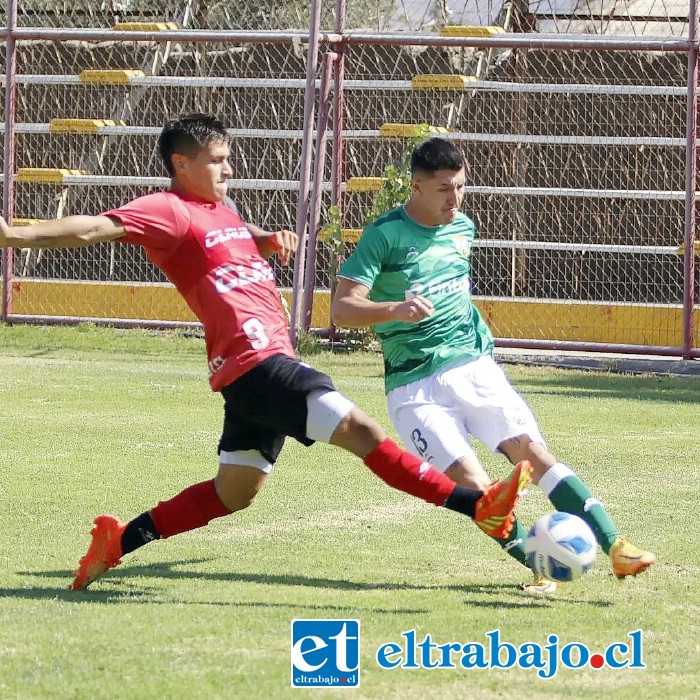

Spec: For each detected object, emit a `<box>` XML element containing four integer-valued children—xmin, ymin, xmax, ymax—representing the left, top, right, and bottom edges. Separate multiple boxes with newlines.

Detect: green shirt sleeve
<box><xmin>337</xmin><ymin>224</ymin><xmax>387</xmax><ymax>290</ymax></box>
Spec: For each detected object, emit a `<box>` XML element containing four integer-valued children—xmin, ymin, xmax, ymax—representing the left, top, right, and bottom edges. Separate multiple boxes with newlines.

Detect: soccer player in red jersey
<box><xmin>0</xmin><ymin>113</ymin><xmax>531</xmax><ymax>590</ymax></box>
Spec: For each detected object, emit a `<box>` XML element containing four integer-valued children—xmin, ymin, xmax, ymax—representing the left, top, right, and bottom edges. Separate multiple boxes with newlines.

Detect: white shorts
<box><xmin>386</xmin><ymin>354</ymin><xmax>545</xmax><ymax>472</ymax></box>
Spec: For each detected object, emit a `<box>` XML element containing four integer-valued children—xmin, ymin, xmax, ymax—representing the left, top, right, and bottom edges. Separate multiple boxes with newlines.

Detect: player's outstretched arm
<box><xmin>246</xmin><ymin>222</ymin><xmax>298</xmax><ymax>265</ymax></box>
<box><xmin>0</xmin><ymin>214</ymin><xmax>124</xmax><ymax>249</ymax></box>
<box><xmin>331</xmin><ymin>277</ymin><xmax>435</xmax><ymax>327</ymax></box>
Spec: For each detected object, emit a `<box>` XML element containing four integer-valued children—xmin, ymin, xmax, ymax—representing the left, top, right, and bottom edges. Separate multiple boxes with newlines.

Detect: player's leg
<box><xmin>70</xmin><ymin>380</ymin><xmax>282</xmax><ymax>591</ymax></box>
<box><xmin>312</xmin><ymin>390</ymin><xmax>530</xmax><ymax>536</ymax></box>
<box><xmin>387</xmin><ymin>380</ymin><xmax>532</xmax><ymax>570</ymax></box>
<box><xmin>498</xmin><ymin>436</ymin><xmax>656</xmax><ymax>579</ymax></box>
<box><xmin>69</xmin><ymin>463</ymin><xmax>267</xmax><ymax>591</ymax></box>
<box><xmin>446</xmin><ymin>456</ymin><xmax>534</xmax><ymax>571</ymax></box>
<box><xmin>70</xmin><ymin>465</ymin><xmax>270</xmax><ymax>591</ymax></box>
<box><xmin>497</xmin><ymin>435</ymin><xmax>619</xmax><ymax>550</ymax></box>
<box><xmin>462</xmin><ymin>356</ymin><xmax>655</xmax><ymax>579</ymax></box>
<box><xmin>440</xmin><ymin>355</ymin><xmax>562</xmax><ymax>592</ymax></box>
<box><xmin>453</xmin><ymin>355</ymin><xmax>618</xmax><ymax>549</ymax></box>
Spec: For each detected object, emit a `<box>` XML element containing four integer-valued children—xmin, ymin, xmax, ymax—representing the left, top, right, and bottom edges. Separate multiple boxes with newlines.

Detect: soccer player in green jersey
<box><xmin>331</xmin><ymin>137</ymin><xmax>656</xmax><ymax>593</ymax></box>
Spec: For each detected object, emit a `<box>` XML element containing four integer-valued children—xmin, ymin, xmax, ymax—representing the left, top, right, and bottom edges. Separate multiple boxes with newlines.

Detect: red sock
<box><xmin>150</xmin><ymin>479</ymin><xmax>232</xmax><ymax>539</ymax></box>
<box><xmin>363</xmin><ymin>439</ymin><xmax>456</xmax><ymax>506</ymax></box>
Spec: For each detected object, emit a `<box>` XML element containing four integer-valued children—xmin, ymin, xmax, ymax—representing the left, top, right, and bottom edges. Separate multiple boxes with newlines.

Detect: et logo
<box><xmin>291</xmin><ymin>619</ymin><xmax>360</xmax><ymax>688</ymax></box>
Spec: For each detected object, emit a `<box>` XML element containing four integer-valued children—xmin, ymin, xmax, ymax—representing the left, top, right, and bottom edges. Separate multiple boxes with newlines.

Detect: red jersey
<box><xmin>105</xmin><ymin>190</ymin><xmax>295</xmax><ymax>391</ymax></box>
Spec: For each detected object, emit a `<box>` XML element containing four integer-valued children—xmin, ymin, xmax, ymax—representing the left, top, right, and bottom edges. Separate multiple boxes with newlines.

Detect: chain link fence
<box><xmin>328</xmin><ymin>46</ymin><xmax>691</xmax><ymax>309</ymax></box>
<box><xmin>1</xmin><ymin>0</ymin><xmax>698</xmax><ymax>353</ymax></box>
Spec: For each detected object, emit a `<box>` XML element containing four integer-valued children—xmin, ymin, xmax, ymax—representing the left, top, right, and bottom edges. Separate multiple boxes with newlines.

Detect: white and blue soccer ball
<box><xmin>525</xmin><ymin>512</ymin><xmax>598</xmax><ymax>582</ymax></box>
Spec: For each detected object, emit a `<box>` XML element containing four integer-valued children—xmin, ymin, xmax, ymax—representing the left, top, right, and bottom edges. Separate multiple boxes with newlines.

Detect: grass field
<box><xmin>0</xmin><ymin>324</ymin><xmax>698</xmax><ymax>699</ymax></box>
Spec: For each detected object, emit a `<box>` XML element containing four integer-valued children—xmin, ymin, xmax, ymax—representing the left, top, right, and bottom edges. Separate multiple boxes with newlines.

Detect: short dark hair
<box><xmin>158</xmin><ymin>113</ymin><xmax>229</xmax><ymax>177</ymax></box>
<box><xmin>411</xmin><ymin>137</ymin><xmax>464</xmax><ymax>177</ymax></box>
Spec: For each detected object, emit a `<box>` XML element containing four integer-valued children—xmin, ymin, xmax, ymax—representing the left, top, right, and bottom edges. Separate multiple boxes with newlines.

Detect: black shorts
<box><xmin>218</xmin><ymin>354</ymin><xmax>337</xmax><ymax>464</ymax></box>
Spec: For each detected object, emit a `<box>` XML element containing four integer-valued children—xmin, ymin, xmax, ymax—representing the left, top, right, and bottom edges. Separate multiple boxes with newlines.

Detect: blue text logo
<box><xmin>376</xmin><ymin>629</ymin><xmax>645</xmax><ymax>679</ymax></box>
<box><xmin>291</xmin><ymin>619</ymin><xmax>360</xmax><ymax>688</ymax></box>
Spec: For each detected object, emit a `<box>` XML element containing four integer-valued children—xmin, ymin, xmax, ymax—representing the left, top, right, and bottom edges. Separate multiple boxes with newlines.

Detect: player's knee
<box><xmin>445</xmin><ymin>458</ymin><xmax>491</xmax><ymax>490</ymax></box>
<box><xmin>499</xmin><ymin>435</ymin><xmax>555</xmax><ymax>482</ymax></box>
<box><xmin>343</xmin><ymin>408</ymin><xmax>385</xmax><ymax>437</ymax></box>
<box><xmin>232</xmin><ymin>493</ymin><xmax>257</xmax><ymax>512</ymax></box>
<box><xmin>329</xmin><ymin>407</ymin><xmax>387</xmax><ymax>457</ymax></box>
<box><xmin>306</xmin><ymin>390</ymin><xmax>355</xmax><ymax>442</ymax></box>
<box><xmin>499</xmin><ymin>434</ymin><xmax>541</xmax><ymax>460</ymax></box>
<box><xmin>214</xmin><ymin>464</ymin><xmax>267</xmax><ymax>513</ymax></box>
<box><xmin>215</xmin><ymin>482</ymin><xmax>259</xmax><ymax>513</ymax></box>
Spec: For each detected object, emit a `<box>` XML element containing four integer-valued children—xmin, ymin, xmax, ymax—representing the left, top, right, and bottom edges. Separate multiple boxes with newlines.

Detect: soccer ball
<box><xmin>525</xmin><ymin>512</ymin><xmax>598</xmax><ymax>582</ymax></box>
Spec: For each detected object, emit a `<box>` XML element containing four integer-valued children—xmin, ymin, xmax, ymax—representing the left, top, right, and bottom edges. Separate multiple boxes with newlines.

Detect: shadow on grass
<box><xmin>0</xmin><ymin>586</ymin><xmax>429</xmax><ymax>614</ymax></box>
<box><xmin>0</xmin><ymin>586</ymin><xmax>151</xmax><ymax>604</ymax></box>
<box><xmin>20</xmin><ymin>560</ymin><xmax>525</xmax><ymax>593</ymax></box>
<box><xmin>15</xmin><ymin>559</ymin><xmax>611</xmax><ymax>608</ymax></box>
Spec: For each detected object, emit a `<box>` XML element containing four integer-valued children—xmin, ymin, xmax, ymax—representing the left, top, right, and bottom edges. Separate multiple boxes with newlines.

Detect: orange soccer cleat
<box><xmin>69</xmin><ymin>514</ymin><xmax>126</xmax><ymax>591</ymax></box>
<box><xmin>474</xmin><ymin>460</ymin><xmax>533</xmax><ymax>539</ymax></box>
<box><xmin>610</xmin><ymin>537</ymin><xmax>657</xmax><ymax>580</ymax></box>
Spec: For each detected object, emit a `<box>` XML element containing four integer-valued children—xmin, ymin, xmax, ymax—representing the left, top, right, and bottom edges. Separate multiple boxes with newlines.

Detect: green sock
<box><xmin>540</xmin><ymin>463</ymin><xmax>619</xmax><ymax>554</ymax></box>
<box><xmin>490</xmin><ymin>519</ymin><xmax>528</xmax><ymax>566</ymax></box>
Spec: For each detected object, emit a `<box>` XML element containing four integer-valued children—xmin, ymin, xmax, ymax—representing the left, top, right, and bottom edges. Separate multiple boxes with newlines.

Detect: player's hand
<box><xmin>394</xmin><ymin>295</ymin><xmax>434</xmax><ymax>323</ymax></box>
<box><xmin>270</xmin><ymin>229</ymin><xmax>298</xmax><ymax>265</ymax></box>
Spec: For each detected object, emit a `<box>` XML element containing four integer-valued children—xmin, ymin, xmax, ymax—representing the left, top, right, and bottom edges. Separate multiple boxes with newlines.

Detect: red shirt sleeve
<box><xmin>104</xmin><ymin>192</ymin><xmax>190</xmax><ymax>253</ymax></box>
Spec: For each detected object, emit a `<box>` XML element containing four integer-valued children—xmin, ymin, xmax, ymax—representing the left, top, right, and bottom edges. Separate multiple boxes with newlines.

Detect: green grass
<box><xmin>0</xmin><ymin>324</ymin><xmax>698</xmax><ymax>699</ymax></box>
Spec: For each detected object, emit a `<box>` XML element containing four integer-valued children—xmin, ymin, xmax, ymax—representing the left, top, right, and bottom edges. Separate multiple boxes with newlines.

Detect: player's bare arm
<box><xmin>0</xmin><ymin>214</ymin><xmax>124</xmax><ymax>249</ymax></box>
<box><xmin>331</xmin><ymin>277</ymin><xmax>435</xmax><ymax>327</ymax></box>
<box><xmin>246</xmin><ymin>222</ymin><xmax>298</xmax><ymax>265</ymax></box>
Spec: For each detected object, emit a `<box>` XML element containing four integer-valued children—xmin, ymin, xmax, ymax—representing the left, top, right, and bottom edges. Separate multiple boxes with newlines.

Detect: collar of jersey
<box><xmin>169</xmin><ymin>189</ymin><xmax>220</xmax><ymax>210</ymax></box>
<box><xmin>399</xmin><ymin>205</ymin><xmax>447</xmax><ymax>234</ymax></box>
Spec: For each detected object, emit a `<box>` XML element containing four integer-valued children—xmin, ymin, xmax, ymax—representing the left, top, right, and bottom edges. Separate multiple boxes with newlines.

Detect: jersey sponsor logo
<box><xmin>405</xmin><ymin>283</ymin><xmax>425</xmax><ymax>300</ymax></box>
<box><xmin>405</xmin><ymin>278</ymin><xmax>469</xmax><ymax>300</ymax></box>
<box><xmin>208</xmin><ymin>355</ymin><xmax>227</xmax><ymax>376</ymax></box>
<box><xmin>453</xmin><ymin>235</ymin><xmax>470</xmax><ymax>258</ymax></box>
<box><xmin>213</xmin><ymin>260</ymin><xmax>275</xmax><ymax>293</ymax></box>
<box><xmin>204</xmin><ymin>226</ymin><xmax>252</xmax><ymax>248</ymax></box>
<box><xmin>430</xmin><ymin>277</ymin><xmax>469</xmax><ymax>297</ymax></box>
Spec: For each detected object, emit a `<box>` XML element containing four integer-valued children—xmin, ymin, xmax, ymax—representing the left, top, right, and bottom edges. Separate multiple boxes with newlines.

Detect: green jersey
<box><xmin>338</xmin><ymin>206</ymin><xmax>494</xmax><ymax>393</ymax></box>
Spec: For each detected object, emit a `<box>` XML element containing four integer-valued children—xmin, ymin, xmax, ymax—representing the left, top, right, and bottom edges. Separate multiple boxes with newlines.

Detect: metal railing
<box><xmin>1</xmin><ymin>0</ymin><xmax>697</xmax><ymax>359</ymax></box>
